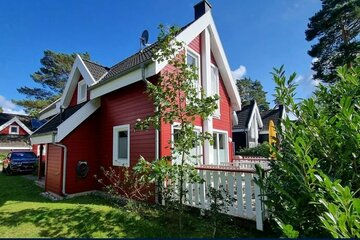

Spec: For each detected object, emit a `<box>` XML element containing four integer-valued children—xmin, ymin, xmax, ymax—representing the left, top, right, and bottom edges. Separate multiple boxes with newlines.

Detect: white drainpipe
<box><xmin>53</xmin><ymin>142</ymin><xmax>68</xmax><ymax>196</ymax></box>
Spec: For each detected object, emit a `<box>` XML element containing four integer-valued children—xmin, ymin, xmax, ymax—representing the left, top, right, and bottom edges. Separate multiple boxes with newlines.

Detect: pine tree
<box><xmin>236</xmin><ymin>77</ymin><xmax>269</xmax><ymax>111</ymax></box>
<box><xmin>306</xmin><ymin>0</ymin><xmax>360</xmax><ymax>83</ymax></box>
<box><xmin>13</xmin><ymin>50</ymin><xmax>90</xmax><ymax>116</ymax></box>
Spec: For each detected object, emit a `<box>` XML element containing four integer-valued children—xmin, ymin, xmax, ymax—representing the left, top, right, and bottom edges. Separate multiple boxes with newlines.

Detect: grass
<box><xmin>0</xmin><ymin>167</ymin><xmax>275</xmax><ymax>238</ymax></box>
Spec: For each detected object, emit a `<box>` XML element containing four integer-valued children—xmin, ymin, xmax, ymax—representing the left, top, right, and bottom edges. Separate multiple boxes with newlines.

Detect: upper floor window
<box><xmin>9</xmin><ymin>125</ymin><xmax>19</xmax><ymax>135</ymax></box>
<box><xmin>186</xmin><ymin>50</ymin><xmax>201</xmax><ymax>98</ymax></box>
<box><xmin>77</xmin><ymin>80</ymin><xmax>87</xmax><ymax>104</ymax></box>
<box><xmin>113</xmin><ymin>124</ymin><xmax>130</xmax><ymax>167</ymax></box>
<box><xmin>211</xmin><ymin>65</ymin><xmax>220</xmax><ymax>117</ymax></box>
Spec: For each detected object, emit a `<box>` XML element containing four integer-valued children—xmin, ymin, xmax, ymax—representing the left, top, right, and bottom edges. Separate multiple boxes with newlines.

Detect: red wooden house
<box><xmin>31</xmin><ymin>0</ymin><xmax>241</xmax><ymax>197</ymax></box>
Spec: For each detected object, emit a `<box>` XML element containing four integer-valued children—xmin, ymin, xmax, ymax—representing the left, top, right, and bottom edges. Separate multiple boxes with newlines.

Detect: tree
<box><xmin>305</xmin><ymin>0</ymin><xmax>360</xmax><ymax>83</ymax></box>
<box><xmin>256</xmin><ymin>60</ymin><xmax>360</xmax><ymax>237</ymax></box>
<box><xmin>13</xmin><ymin>50</ymin><xmax>90</xmax><ymax>116</ymax></box>
<box><xmin>236</xmin><ymin>77</ymin><xmax>269</xmax><ymax>111</ymax></box>
<box><xmin>0</xmin><ymin>107</ymin><xmax>3</xmax><ymax>113</ymax></box>
<box><xmin>134</xmin><ymin>25</ymin><xmax>218</xmax><ymax>233</ymax></box>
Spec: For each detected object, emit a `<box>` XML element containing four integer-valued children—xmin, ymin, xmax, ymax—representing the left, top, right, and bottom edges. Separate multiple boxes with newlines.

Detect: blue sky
<box><xmin>0</xmin><ymin>0</ymin><xmax>321</xmax><ymax>114</ymax></box>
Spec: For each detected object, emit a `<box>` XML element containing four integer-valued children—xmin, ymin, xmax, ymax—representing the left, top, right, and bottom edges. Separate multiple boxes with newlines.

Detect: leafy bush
<box><xmin>236</xmin><ymin>142</ymin><xmax>270</xmax><ymax>158</ymax></box>
<box><xmin>256</xmin><ymin>60</ymin><xmax>360</xmax><ymax>237</ymax></box>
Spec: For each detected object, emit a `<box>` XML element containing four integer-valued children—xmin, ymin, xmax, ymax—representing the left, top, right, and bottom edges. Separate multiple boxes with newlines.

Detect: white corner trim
<box><xmin>0</xmin><ymin>117</ymin><xmax>32</xmax><ymax>135</ymax></box>
<box><xmin>56</xmin><ymin>98</ymin><xmax>101</xmax><ymax>142</ymax></box>
<box><xmin>60</xmin><ymin>55</ymin><xmax>96</xmax><ymax>108</ymax></box>
<box><xmin>31</xmin><ymin>133</ymin><xmax>55</xmax><ymax>145</ymax></box>
<box><xmin>90</xmin><ymin>62</ymin><xmax>156</xmax><ymax>99</ymax></box>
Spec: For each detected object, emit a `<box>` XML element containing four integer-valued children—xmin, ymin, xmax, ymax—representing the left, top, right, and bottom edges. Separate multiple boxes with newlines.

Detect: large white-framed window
<box><xmin>211</xmin><ymin>64</ymin><xmax>220</xmax><ymax>117</ymax></box>
<box><xmin>113</xmin><ymin>124</ymin><xmax>130</xmax><ymax>167</ymax></box>
<box><xmin>77</xmin><ymin>80</ymin><xmax>87</xmax><ymax>104</ymax></box>
<box><xmin>186</xmin><ymin>48</ymin><xmax>201</xmax><ymax>99</ymax></box>
<box><xmin>171</xmin><ymin>123</ymin><xmax>203</xmax><ymax>165</ymax></box>
<box><xmin>9</xmin><ymin>125</ymin><xmax>19</xmax><ymax>135</ymax></box>
<box><xmin>213</xmin><ymin>130</ymin><xmax>228</xmax><ymax>165</ymax></box>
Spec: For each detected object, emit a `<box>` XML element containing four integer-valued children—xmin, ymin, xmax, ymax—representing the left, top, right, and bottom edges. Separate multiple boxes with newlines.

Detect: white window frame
<box><xmin>9</xmin><ymin>125</ymin><xmax>19</xmax><ymax>135</ymax></box>
<box><xmin>212</xmin><ymin>129</ymin><xmax>229</xmax><ymax>165</ymax></box>
<box><xmin>171</xmin><ymin>122</ymin><xmax>203</xmax><ymax>165</ymax></box>
<box><xmin>186</xmin><ymin>48</ymin><xmax>201</xmax><ymax>99</ymax></box>
<box><xmin>211</xmin><ymin>64</ymin><xmax>220</xmax><ymax>118</ymax></box>
<box><xmin>77</xmin><ymin>80</ymin><xmax>87</xmax><ymax>104</ymax></box>
<box><xmin>113</xmin><ymin>124</ymin><xmax>130</xmax><ymax>167</ymax></box>
<box><xmin>37</xmin><ymin>144</ymin><xmax>47</xmax><ymax>156</ymax></box>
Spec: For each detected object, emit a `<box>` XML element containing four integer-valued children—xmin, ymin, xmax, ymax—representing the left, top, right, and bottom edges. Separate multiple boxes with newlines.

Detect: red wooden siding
<box><xmin>99</xmin><ymin>80</ymin><xmax>156</xmax><ymax>169</ymax></box>
<box><xmin>69</xmin><ymin>76</ymin><xmax>88</xmax><ymax>107</ymax></box>
<box><xmin>0</xmin><ymin>122</ymin><xmax>28</xmax><ymax>136</ymax></box>
<box><xmin>46</xmin><ymin>144</ymin><xmax>63</xmax><ymax>195</ymax></box>
<box><xmin>61</xmin><ymin>110</ymin><xmax>100</xmax><ymax>194</ymax></box>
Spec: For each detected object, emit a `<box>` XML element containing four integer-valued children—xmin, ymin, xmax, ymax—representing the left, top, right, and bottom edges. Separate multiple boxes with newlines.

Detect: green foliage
<box><xmin>134</xmin><ymin>24</ymin><xmax>218</xmax><ymax>233</ymax></box>
<box><xmin>305</xmin><ymin>0</ymin><xmax>360</xmax><ymax>83</ymax></box>
<box><xmin>205</xmin><ymin>185</ymin><xmax>235</xmax><ymax>237</ymax></box>
<box><xmin>0</xmin><ymin>107</ymin><xmax>3</xmax><ymax>113</ymax></box>
<box><xmin>13</xmin><ymin>50</ymin><xmax>90</xmax><ymax>116</ymax></box>
<box><xmin>236</xmin><ymin>142</ymin><xmax>270</xmax><ymax>157</ymax></box>
<box><xmin>256</xmin><ymin>60</ymin><xmax>360</xmax><ymax>237</ymax></box>
<box><xmin>236</xmin><ymin>77</ymin><xmax>269</xmax><ymax>111</ymax></box>
<box><xmin>317</xmin><ymin>173</ymin><xmax>360</xmax><ymax>238</ymax></box>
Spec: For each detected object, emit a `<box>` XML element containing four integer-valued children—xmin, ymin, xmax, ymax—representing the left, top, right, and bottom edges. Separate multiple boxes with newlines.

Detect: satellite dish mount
<box><xmin>140</xmin><ymin>30</ymin><xmax>149</xmax><ymax>51</ymax></box>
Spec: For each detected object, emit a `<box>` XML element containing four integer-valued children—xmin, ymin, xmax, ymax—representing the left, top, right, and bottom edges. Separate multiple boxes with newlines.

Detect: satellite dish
<box><xmin>140</xmin><ymin>30</ymin><xmax>149</xmax><ymax>48</ymax></box>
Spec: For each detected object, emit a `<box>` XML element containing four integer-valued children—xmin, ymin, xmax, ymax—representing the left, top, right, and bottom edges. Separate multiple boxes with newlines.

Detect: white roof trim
<box><xmin>0</xmin><ymin>117</ymin><xmax>32</xmax><ymax>135</ymax></box>
<box><xmin>60</xmin><ymin>55</ymin><xmax>96</xmax><ymax>109</ymax></box>
<box><xmin>155</xmin><ymin>11</ymin><xmax>241</xmax><ymax>111</ymax></box>
<box><xmin>38</xmin><ymin>98</ymin><xmax>60</xmax><ymax>114</ymax></box>
<box><xmin>56</xmin><ymin>98</ymin><xmax>101</xmax><ymax>142</ymax></box>
<box><xmin>247</xmin><ymin>102</ymin><xmax>263</xmax><ymax>129</ymax></box>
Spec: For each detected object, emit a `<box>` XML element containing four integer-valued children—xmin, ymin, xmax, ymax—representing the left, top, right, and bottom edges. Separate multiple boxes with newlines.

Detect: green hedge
<box><xmin>236</xmin><ymin>142</ymin><xmax>270</xmax><ymax>158</ymax></box>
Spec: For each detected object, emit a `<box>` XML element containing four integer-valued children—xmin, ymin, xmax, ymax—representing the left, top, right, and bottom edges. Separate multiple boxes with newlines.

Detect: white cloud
<box><xmin>0</xmin><ymin>95</ymin><xmax>26</xmax><ymax>115</ymax></box>
<box><xmin>294</xmin><ymin>75</ymin><xmax>304</xmax><ymax>83</ymax></box>
<box><xmin>231</xmin><ymin>65</ymin><xmax>247</xmax><ymax>80</ymax></box>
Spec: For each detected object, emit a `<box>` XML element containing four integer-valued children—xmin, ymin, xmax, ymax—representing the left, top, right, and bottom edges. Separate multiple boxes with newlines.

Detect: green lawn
<box><xmin>0</xmin><ymin>169</ymin><xmax>274</xmax><ymax>238</ymax></box>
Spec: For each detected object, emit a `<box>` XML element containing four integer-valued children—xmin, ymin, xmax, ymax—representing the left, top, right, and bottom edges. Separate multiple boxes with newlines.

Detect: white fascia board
<box><xmin>60</xmin><ymin>55</ymin><xmax>96</xmax><ymax>108</ymax></box>
<box><xmin>39</xmin><ymin>102</ymin><xmax>60</xmax><ymax>120</ymax></box>
<box><xmin>38</xmin><ymin>98</ymin><xmax>60</xmax><ymax>116</ymax></box>
<box><xmin>233</xmin><ymin>128</ymin><xmax>247</xmax><ymax>133</ymax></box>
<box><xmin>154</xmin><ymin>11</ymin><xmax>241</xmax><ymax>111</ymax></box>
<box><xmin>31</xmin><ymin>133</ymin><xmax>55</xmax><ymax>145</ymax></box>
<box><xmin>0</xmin><ymin>117</ymin><xmax>32</xmax><ymax>135</ymax></box>
<box><xmin>56</xmin><ymin>98</ymin><xmax>101</xmax><ymax>142</ymax></box>
<box><xmin>0</xmin><ymin>146</ymin><xmax>32</xmax><ymax>150</ymax></box>
<box><xmin>247</xmin><ymin>102</ymin><xmax>263</xmax><ymax>129</ymax></box>
<box><xmin>90</xmin><ymin>62</ymin><xmax>156</xmax><ymax>99</ymax></box>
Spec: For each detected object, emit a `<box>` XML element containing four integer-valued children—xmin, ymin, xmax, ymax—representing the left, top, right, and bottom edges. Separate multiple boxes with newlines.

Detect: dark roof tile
<box><xmin>233</xmin><ymin>101</ymin><xmax>255</xmax><ymax>130</ymax></box>
<box><xmin>83</xmin><ymin>59</ymin><xmax>110</xmax><ymax>81</ymax></box>
<box><xmin>261</xmin><ymin>105</ymin><xmax>284</xmax><ymax>131</ymax></box>
<box><xmin>32</xmin><ymin>103</ymin><xmax>86</xmax><ymax>136</ymax></box>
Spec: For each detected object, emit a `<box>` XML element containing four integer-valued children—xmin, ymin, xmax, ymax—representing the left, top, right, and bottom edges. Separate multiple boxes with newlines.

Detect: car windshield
<box><xmin>11</xmin><ymin>152</ymin><xmax>37</xmax><ymax>160</ymax></box>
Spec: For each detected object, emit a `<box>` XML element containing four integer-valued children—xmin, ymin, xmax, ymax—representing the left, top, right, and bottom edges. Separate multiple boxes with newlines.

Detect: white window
<box><xmin>113</xmin><ymin>124</ymin><xmax>130</xmax><ymax>167</ymax></box>
<box><xmin>172</xmin><ymin>125</ymin><xmax>202</xmax><ymax>165</ymax></box>
<box><xmin>9</xmin><ymin>125</ymin><xmax>19</xmax><ymax>135</ymax></box>
<box><xmin>186</xmin><ymin>50</ymin><xmax>201</xmax><ymax>98</ymax></box>
<box><xmin>77</xmin><ymin>80</ymin><xmax>87</xmax><ymax>104</ymax></box>
<box><xmin>37</xmin><ymin>144</ymin><xmax>47</xmax><ymax>156</ymax></box>
<box><xmin>211</xmin><ymin>65</ymin><xmax>220</xmax><ymax>117</ymax></box>
<box><xmin>213</xmin><ymin>131</ymin><xmax>228</xmax><ymax>165</ymax></box>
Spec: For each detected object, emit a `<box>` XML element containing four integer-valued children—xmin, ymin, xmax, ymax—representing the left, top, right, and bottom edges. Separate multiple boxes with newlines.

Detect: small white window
<box><xmin>186</xmin><ymin>50</ymin><xmax>201</xmax><ymax>98</ymax></box>
<box><xmin>37</xmin><ymin>144</ymin><xmax>47</xmax><ymax>156</ymax></box>
<box><xmin>113</xmin><ymin>124</ymin><xmax>130</xmax><ymax>167</ymax></box>
<box><xmin>77</xmin><ymin>80</ymin><xmax>87</xmax><ymax>104</ymax></box>
<box><xmin>211</xmin><ymin>65</ymin><xmax>220</xmax><ymax>117</ymax></box>
<box><xmin>9</xmin><ymin>125</ymin><xmax>19</xmax><ymax>135</ymax></box>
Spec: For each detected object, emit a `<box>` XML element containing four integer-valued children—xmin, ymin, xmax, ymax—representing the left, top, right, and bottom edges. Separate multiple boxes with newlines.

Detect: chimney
<box><xmin>194</xmin><ymin>0</ymin><xmax>212</xmax><ymax>20</ymax></box>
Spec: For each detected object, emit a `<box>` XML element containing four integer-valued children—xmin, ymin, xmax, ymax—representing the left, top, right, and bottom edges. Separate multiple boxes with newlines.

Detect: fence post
<box><xmin>254</xmin><ymin>175</ymin><xmax>263</xmax><ymax>231</ymax></box>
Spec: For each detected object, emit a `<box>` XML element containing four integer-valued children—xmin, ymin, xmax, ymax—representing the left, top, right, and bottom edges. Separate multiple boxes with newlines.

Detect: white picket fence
<box><xmin>162</xmin><ymin>166</ymin><xmax>267</xmax><ymax>231</ymax></box>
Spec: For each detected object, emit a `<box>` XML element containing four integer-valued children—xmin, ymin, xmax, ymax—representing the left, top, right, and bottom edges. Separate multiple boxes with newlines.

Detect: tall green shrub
<box><xmin>256</xmin><ymin>60</ymin><xmax>360</xmax><ymax>237</ymax></box>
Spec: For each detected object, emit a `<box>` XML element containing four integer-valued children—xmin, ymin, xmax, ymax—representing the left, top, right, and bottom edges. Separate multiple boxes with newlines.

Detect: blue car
<box><xmin>2</xmin><ymin>150</ymin><xmax>38</xmax><ymax>175</ymax></box>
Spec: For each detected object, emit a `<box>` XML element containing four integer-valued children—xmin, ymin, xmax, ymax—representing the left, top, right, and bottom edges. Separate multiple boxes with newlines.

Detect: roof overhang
<box><xmin>60</xmin><ymin>55</ymin><xmax>97</xmax><ymax>109</ymax></box>
<box><xmin>155</xmin><ymin>11</ymin><xmax>241</xmax><ymax>111</ymax></box>
<box><xmin>247</xmin><ymin>102</ymin><xmax>263</xmax><ymax>129</ymax></box>
<box><xmin>31</xmin><ymin>98</ymin><xmax>101</xmax><ymax>144</ymax></box>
